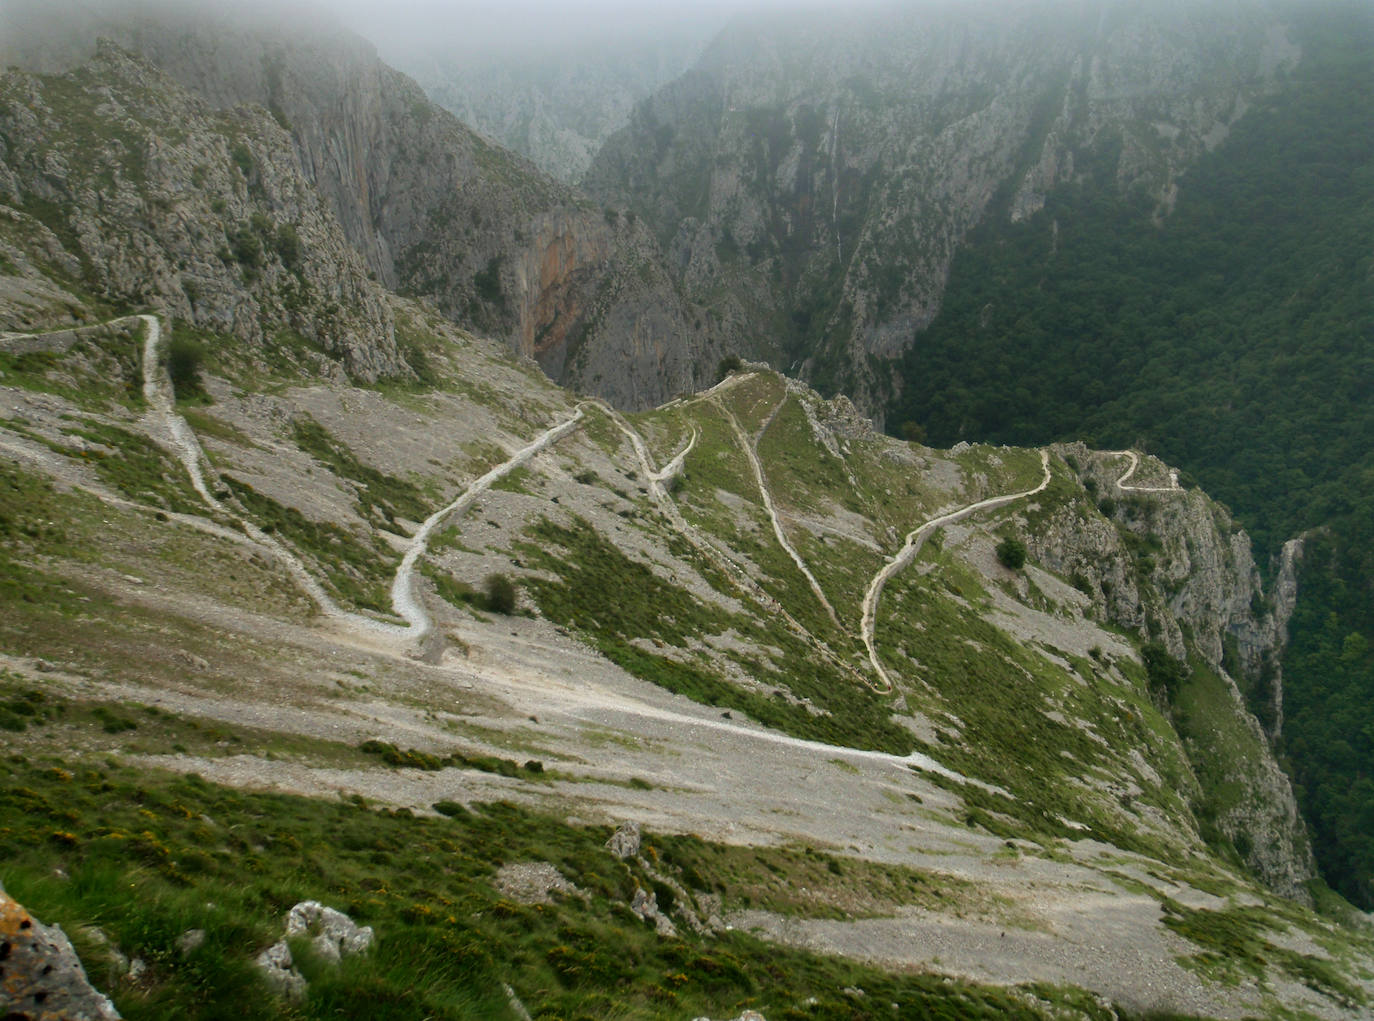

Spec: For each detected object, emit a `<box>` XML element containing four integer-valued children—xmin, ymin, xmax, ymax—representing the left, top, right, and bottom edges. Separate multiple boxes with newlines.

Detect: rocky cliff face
<box><xmin>585</xmin><ymin>0</ymin><xmax>1300</xmax><ymax>408</ymax></box>
<box><xmin>0</xmin><ymin>41</ymin><xmax>400</xmax><ymax>379</ymax></box>
<box><xmin>1026</xmin><ymin>444</ymin><xmax>1314</xmax><ymax>898</ymax></box>
<box><xmin>0</xmin><ymin>0</ymin><xmax>717</xmax><ymax>408</ymax></box>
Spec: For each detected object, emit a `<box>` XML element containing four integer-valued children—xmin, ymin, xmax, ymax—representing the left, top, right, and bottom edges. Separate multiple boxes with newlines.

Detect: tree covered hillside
<box><xmin>888</xmin><ymin>1</ymin><xmax>1374</xmax><ymax>907</ymax></box>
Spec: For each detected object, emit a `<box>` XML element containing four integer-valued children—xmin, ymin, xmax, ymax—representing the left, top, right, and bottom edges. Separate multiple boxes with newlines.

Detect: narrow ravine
<box><xmin>861</xmin><ymin>450</ymin><xmax>1052</xmax><ymax>693</ymax></box>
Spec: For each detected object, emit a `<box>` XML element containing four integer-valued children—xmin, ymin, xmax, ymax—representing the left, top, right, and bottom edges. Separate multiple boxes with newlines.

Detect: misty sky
<box><xmin>321</xmin><ymin>0</ymin><xmax>832</xmax><ymax>58</ymax></box>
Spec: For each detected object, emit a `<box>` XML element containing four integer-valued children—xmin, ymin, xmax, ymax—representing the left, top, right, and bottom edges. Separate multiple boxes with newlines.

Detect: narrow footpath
<box><xmin>861</xmin><ymin>451</ymin><xmax>1052</xmax><ymax>692</ymax></box>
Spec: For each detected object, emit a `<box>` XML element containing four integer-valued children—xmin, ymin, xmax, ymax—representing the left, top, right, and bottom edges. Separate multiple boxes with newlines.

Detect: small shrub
<box><xmin>230</xmin><ymin>223</ymin><xmax>263</xmax><ymax>269</ymax></box>
<box><xmin>273</xmin><ymin>223</ymin><xmax>301</xmax><ymax>270</ymax></box>
<box><xmin>484</xmin><ymin>574</ymin><xmax>517</xmax><ymax>615</ymax></box>
<box><xmin>92</xmin><ymin>706</ymin><xmax>137</xmax><ymax>734</ymax></box>
<box><xmin>1098</xmin><ymin>497</ymin><xmax>1117</xmax><ymax>517</ymax></box>
<box><xmin>995</xmin><ymin>537</ymin><xmax>1027</xmax><ymax>570</ymax></box>
<box><xmin>230</xmin><ymin>142</ymin><xmax>254</xmax><ymax>178</ymax></box>
<box><xmin>165</xmin><ymin>335</ymin><xmax>208</xmax><ymax>402</ymax></box>
<box><xmin>716</xmin><ymin>354</ymin><xmax>743</xmax><ymax>379</ymax></box>
<box><xmin>1142</xmin><ymin>642</ymin><xmax>1188</xmax><ymax>700</ymax></box>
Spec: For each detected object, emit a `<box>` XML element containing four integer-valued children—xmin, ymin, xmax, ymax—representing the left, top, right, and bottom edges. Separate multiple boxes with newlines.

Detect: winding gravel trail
<box><xmin>600</xmin><ymin>404</ymin><xmax>875</xmax><ymax>696</ymax></box>
<box><xmin>134</xmin><ymin>314</ymin><xmax>586</xmax><ymax>644</ymax></box>
<box><xmin>389</xmin><ymin>407</ymin><xmax>585</xmax><ymax>636</ymax></box>
<box><xmin>1109</xmin><ymin>450</ymin><xmax>1182</xmax><ymax>493</ymax></box>
<box><xmin>862</xmin><ymin>451</ymin><xmax>1052</xmax><ymax>692</ymax></box>
<box><xmin>719</xmin><ymin>397</ymin><xmax>842</xmax><ymax>628</ymax></box>
<box><xmin>8</xmin><ymin>322</ymin><xmax>967</xmax><ymax>779</ymax></box>
<box><xmin>136</xmin><ymin>315</ymin><xmax>382</xmax><ymax>631</ymax></box>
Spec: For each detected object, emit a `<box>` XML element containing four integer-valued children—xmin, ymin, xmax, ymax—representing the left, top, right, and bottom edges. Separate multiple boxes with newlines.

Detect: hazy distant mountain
<box><xmin>357</xmin><ymin>11</ymin><xmax>723</xmax><ymax>184</ymax></box>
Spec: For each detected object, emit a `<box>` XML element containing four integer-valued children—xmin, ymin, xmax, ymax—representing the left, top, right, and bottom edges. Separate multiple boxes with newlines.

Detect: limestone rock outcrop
<box><xmin>0</xmin><ymin>1</ymin><xmax>724</xmax><ymax>408</ymax></box>
<box><xmin>0</xmin><ymin>883</ymin><xmax>121</xmax><ymax>1021</ymax></box>
<box><xmin>0</xmin><ymin>41</ymin><xmax>400</xmax><ymax>381</ymax></box>
<box><xmin>1023</xmin><ymin>444</ymin><xmax>1315</xmax><ymax>899</ymax></box>
<box><xmin>253</xmin><ymin>900</ymin><xmax>373</xmax><ymax>998</ymax></box>
<box><xmin>605</xmin><ymin>820</ymin><xmax>641</xmax><ymax>859</ymax></box>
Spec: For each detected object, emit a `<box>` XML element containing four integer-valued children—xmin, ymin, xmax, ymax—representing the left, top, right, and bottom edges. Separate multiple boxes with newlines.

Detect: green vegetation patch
<box><xmin>0</xmin><ymin>323</ymin><xmax>143</xmax><ymax>410</ymax></box>
<box><xmin>0</xmin><ymin>757</ymin><xmax>1130</xmax><ymax>1020</ymax></box>
<box><xmin>290</xmin><ymin>414</ymin><xmax>430</xmax><ymax>526</ymax></box>
<box><xmin>220</xmin><ymin>475</ymin><xmax>393</xmax><ymax>613</ymax></box>
<box><xmin>517</xmin><ymin>517</ymin><xmax>914</xmax><ymax>754</ymax></box>
<box><xmin>877</xmin><ymin>549</ymin><xmax>1195</xmax><ymax>855</ymax></box>
<box><xmin>60</xmin><ymin>420</ymin><xmax>203</xmax><ymax>514</ymax></box>
<box><xmin>654</xmin><ymin>835</ymin><xmax>1005</xmax><ymax>923</ymax></box>
<box><xmin>755</xmin><ymin>395</ymin><xmax>855</xmax><ymax>516</ymax></box>
<box><xmin>1163</xmin><ymin>899</ymin><xmax>1366</xmax><ymax>1008</ymax></box>
<box><xmin>1170</xmin><ymin>655</ymin><xmax>1300</xmax><ymax>870</ymax></box>
<box><xmin>358</xmin><ymin>739</ymin><xmax>547</xmax><ymax>780</ymax></box>
<box><xmin>0</xmin><ymin>680</ymin><xmax>62</xmax><ymax>733</ymax></box>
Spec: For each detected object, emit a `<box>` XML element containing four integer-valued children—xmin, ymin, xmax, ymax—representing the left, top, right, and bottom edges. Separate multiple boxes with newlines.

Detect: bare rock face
<box><xmin>0</xmin><ymin>42</ymin><xmax>402</xmax><ymax>381</ymax></box>
<box><xmin>0</xmin><ymin>1</ymin><xmax>725</xmax><ymax>408</ymax></box>
<box><xmin>1</xmin><ymin>2</ymin><xmax>719</xmax><ymax>410</ymax></box>
<box><xmin>1027</xmin><ymin>444</ymin><xmax>1315</xmax><ymax>900</ymax></box>
<box><xmin>0</xmin><ymin>884</ymin><xmax>121</xmax><ymax>1021</ymax></box>
<box><xmin>629</xmin><ymin>885</ymin><xmax>677</xmax><ymax>937</ymax></box>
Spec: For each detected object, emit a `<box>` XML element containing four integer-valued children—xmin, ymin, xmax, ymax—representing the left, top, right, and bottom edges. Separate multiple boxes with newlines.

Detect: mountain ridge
<box><xmin>585</xmin><ymin>0</ymin><xmax>1303</xmax><ymax>408</ymax></box>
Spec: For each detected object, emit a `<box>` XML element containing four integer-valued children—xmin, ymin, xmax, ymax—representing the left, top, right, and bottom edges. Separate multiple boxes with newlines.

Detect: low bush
<box><xmin>996</xmin><ymin>537</ymin><xmax>1027</xmax><ymax>570</ymax></box>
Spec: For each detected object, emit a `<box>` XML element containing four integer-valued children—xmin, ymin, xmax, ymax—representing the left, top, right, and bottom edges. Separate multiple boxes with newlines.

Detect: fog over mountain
<box><xmin>1</xmin><ymin>1</ymin><xmax>1372</xmax><ymax>1016</ymax></box>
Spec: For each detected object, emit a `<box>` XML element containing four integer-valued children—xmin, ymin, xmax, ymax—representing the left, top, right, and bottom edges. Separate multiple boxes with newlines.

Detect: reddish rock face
<box><xmin>518</xmin><ymin>216</ymin><xmax>612</xmax><ymax>366</ymax></box>
<box><xmin>1</xmin><ymin>887</ymin><xmax>121</xmax><ymax>1020</ymax></box>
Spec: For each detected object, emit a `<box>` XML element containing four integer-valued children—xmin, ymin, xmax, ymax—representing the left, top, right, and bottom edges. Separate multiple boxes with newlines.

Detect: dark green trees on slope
<box><xmin>888</xmin><ymin>2</ymin><xmax>1374</xmax><ymax>906</ymax></box>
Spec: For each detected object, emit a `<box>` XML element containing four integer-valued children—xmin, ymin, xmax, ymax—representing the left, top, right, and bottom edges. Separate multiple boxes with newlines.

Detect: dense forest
<box><xmin>888</xmin><ymin>2</ymin><xmax>1374</xmax><ymax>907</ymax></box>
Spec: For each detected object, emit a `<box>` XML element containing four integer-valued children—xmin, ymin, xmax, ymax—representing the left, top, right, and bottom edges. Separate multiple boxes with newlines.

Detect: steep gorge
<box><xmin>0</xmin><ymin>0</ymin><xmax>720</xmax><ymax>407</ymax></box>
<box><xmin>585</xmin><ymin>0</ymin><xmax>1302</xmax><ymax>407</ymax></box>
